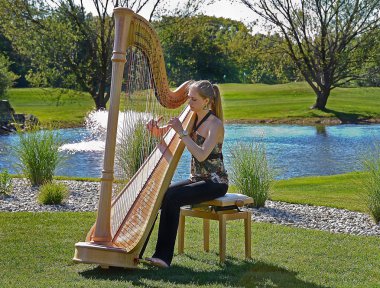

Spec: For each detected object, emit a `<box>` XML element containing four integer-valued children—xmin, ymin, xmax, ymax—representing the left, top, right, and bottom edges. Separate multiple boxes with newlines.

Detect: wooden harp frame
<box><xmin>73</xmin><ymin>8</ymin><xmax>195</xmax><ymax>268</ymax></box>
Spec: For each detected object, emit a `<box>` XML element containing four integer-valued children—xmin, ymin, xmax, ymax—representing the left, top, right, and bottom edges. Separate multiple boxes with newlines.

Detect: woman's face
<box><xmin>188</xmin><ymin>87</ymin><xmax>209</xmax><ymax>113</ymax></box>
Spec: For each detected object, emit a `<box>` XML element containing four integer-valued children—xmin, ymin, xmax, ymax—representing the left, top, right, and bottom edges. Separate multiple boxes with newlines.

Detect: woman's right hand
<box><xmin>146</xmin><ymin>116</ymin><xmax>163</xmax><ymax>136</ymax></box>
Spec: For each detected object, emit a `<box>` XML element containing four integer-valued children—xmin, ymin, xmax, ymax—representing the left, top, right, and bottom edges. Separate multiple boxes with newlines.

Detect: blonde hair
<box><xmin>190</xmin><ymin>80</ymin><xmax>224</xmax><ymax>121</ymax></box>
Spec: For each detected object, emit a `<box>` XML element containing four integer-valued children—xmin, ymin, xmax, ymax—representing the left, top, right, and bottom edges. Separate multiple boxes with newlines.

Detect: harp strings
<box><xmin>109</xmin><ymin>17</ymin><xmax>179</xmax><ymax>248</ymax></box>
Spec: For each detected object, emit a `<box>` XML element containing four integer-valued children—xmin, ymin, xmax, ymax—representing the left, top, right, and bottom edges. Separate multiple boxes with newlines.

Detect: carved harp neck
<box><xmin>114</xmin><ymin>8</ymin><xmax>189</xmax><ymax>109</ymax></box>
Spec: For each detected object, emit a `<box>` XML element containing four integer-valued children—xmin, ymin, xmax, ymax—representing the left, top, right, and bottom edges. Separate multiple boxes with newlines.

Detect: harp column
<box><xmin>92</xmin><ymin>8</ymin><xmax>134</xmax><ymax>243</ymax></box>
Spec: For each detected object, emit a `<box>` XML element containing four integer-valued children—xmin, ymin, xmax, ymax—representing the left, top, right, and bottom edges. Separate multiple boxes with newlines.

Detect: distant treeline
<box><xmin>1</xmin><ymin>13</ymin><xmax>379</xmax><ymax>90</ymax></box>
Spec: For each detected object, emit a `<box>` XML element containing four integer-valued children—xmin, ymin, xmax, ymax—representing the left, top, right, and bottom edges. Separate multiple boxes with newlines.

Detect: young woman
<box><xmin>145</xmin><ymin>80</ymin><xmax>228</xmax><ymax>268</ymax></box>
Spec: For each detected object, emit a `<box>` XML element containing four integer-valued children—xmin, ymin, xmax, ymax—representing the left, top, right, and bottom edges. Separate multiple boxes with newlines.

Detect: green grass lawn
<box><xmin>6</xmin><ymin>83</ymin><xmax>380</xmax><ymax>127</ymax></box>
<box><xmin>220</xmin><ymin>83</ymin><xmax>380</xmax><ymax>123</ymax></box>
<box><xmin>227</xmin><ymin>172</ymin><xmax>368</xmax><ymax>213</ymax></box>
<box><xmin>271</xmin><ymin>172</ymin><xmax>368</xmax><ymax>213</ymax></box>
<box><xmin>0</xmin><ymin>212</ymin><xmax>379</xmax><ymax>288</ymax></box>
<box><xmin>7</xmin><ymin>88</ymin><xmax>95</xmax><ymax>127</ymax></box>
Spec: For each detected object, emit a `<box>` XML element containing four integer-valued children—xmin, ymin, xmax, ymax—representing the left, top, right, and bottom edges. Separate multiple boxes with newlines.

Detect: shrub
<box><xmin>229</xmin><ymin>142</ymin><xmax>274</xmax><ymax>208</ymax></box>
<box><xmin>38</xmin><ymin>182</ymin><xmax>69</xmax><ymax>205</ymax></box>
<box><xmin>14</xmin><ymin>128</ymin><xmax>63</xmax><ymax>186</ymax></box>
<box><xmin>362</xmin><ymin>145</ymin><xmax>380</xmax><ymax>223</ymax></box>
<box><xmin>115</xmin><ymin>119</ymin><xmax>158</xmax><ymax>180</ymax></box>
<box><xmin>0</xmin><ymin>169</ymin><xmax>13</xmax><ymax>196</ymax></box>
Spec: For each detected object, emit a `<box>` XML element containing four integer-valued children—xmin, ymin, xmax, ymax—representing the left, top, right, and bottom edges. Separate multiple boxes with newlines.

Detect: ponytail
<box><xmin>212</xmin><ymin>84</ymin><xmax>223</xmax><ymax>121</ymax></box>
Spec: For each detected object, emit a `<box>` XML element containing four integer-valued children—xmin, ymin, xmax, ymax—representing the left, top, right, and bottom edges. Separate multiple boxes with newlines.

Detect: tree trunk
<box><xmin>310</xmin><ymin>89</ymin><xmax>330</xmax><ymax>110</ymax></box>
<box><xmin>92</xmin><ymin>81</ymin><xmax>107</xmax><ymax>110</ymax></box>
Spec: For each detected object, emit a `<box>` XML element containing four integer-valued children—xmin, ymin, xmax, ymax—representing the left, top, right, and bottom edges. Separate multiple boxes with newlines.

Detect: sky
<box><xmin>80</xmin><ymin>0</ymin><xmax>258</xmax><ymax>25</ymax></box>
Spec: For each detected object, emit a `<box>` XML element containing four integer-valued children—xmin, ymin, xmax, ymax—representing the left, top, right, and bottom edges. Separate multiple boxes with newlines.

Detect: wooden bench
<box><xmin>177</xmin><ymin>193</ymin><xmax>253</xmax><ymax>263</ymax></box>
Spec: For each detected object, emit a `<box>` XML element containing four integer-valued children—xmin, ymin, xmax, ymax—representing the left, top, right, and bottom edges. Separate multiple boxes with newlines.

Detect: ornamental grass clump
<box><xmin>38</xmin><ymin>182</ymin><xmax>69</xmax><ymax>205</ymax></box>
<box><xmin>0</xmin><ymin>169</ymin><xmax>13</xmax><ymax>196</ymax></box>
<box><xmin>230</xmin><ymin>142</ymin><xmax>274</xmax><ymax>208</ymax></box>
<box><xmin>116</xmin><ymin>119</ymin><xmax>158</xmax><ymax>180</ymax></box>
<box><xmin>14</xmin><ymin>128</ymin><xmax>63</xmax><ymax>186</ymax></box>
<box><xmin>362</xmin><ymin>145</ymin><xmax>380</xmax><ymax>223</ymax></box>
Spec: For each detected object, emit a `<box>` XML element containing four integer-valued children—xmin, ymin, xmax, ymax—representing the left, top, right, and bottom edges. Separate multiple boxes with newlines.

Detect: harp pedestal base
<box><xmin>73</xmin><ymin>242</ymin><xmax>139</xmax><ymax>268</ymax></box>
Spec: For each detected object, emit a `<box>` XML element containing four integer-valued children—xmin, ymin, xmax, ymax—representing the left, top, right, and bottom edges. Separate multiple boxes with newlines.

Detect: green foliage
<box><xmin>0</xmin><ymin>0</ymin><xmax>113</xmax><ymax>109</ymax></box>
<box><xmin>116</xmin><ymin>119</ymin><xmax>158</xmax><ymax>180</ymax></box>
<box><xmin>14</xmin><ymin>128</ymin><xmax>63</xmax><ymax>186</ymax></box>
<box><xmin>37</xmin><ymin>182</ymin><xmax>68</xmax><ymax>205</ymax></box>
<box><xmin>155</xmin><ymin>16</ymin><xmax>245</xmax><ymax>84</ymax></box>
<box><xmin>0</xmin><ymin>54</ymin><xmax>18</xmax><ymax>98</ymax></box>
<box><xmin>0</xmin><ymin>169</ymin><xmax>12</xmax><ymax>196</ymax></box>
<box><xmin>362</xmin><ymin>145</ymin><xmax>380</xmax><ymax>223</ymax></box>
<box><xmin>229</xmin><ymin>142</ymin><xmax>274</xmax><ymax>207</ymax></box>
<box><xmin>154</xmin><ymin>16</ymin><xmax>300</xmax><ymax>85</ymax></box>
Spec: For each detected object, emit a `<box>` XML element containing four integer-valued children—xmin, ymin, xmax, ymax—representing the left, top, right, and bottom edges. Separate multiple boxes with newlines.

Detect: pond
<box><xmin>1</xmin><ymin>113</ymin><xmax>379</xmax><ymax>181</ymax></box>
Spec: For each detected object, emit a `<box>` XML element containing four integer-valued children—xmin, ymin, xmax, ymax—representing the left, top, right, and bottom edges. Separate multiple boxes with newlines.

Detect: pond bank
<box><xmin>225</xmin><ymin>117</ymin><xmax>380</xmax><ymax>125</ymax></box>
<box><xmin>28</xmin><ymin>116</ymin><xmax>380</xmax><ymax>130</ymax></box>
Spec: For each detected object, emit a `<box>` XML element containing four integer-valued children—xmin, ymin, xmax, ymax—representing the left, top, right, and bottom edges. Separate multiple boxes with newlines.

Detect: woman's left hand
<box><xmin>167</xmin><ymin>117</ymin><xmax>183</xmax><ymax>133</ymax></box>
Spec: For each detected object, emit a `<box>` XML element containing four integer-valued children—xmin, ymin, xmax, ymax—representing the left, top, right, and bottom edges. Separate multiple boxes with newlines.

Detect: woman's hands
<box><xmin>146</xmin><ymin>116</ymin><xmax>166</xmax><ymax>137</ymax></box>
<box><xmin>167</xmin><ymin>117</ymin><xmax>184</xmax><ymax>134</ymax></box>
<box><xmin>146</xmin><ymin>115</ymin><xmax>185</xmax><ymax>138</ymax></box>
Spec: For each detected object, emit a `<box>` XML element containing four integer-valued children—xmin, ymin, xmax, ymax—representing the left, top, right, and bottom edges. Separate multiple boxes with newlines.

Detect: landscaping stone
<box><xmin>0</xmin><ymin>100</ymin><xmax>38</xmax><ymax>134</ymax></box>
<box><xmin>1</xmin><ymin>178</ymin><xmax>379</xmax><ymax>237</ymax></box>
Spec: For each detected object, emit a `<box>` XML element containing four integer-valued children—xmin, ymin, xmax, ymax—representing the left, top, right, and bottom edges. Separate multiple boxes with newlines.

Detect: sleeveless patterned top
<box><xmin>189</xmin><ymin>132</ymin><xmax>229</xmax><ymax>185</ymax></box>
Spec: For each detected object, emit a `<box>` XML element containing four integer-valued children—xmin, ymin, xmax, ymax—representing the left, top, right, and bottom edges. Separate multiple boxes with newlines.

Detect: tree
<box><xmin>155</xmin><ymin>15</ymin><xmax>264</xmax><ymax>84</ymax></box>
<box><xmin>247</xmin><ymin>33</ymin><xmax>299</xmax><ymax>84</ymax></box>
<box><xmin>0</xmin><ymin>0</ymin><xmax>208</xmax><ymax>109</ymax></box>
<box><xmin>0</xmin><ymin>32</ymin><xmax>30</xmax><ymax>87</ymax></box>
<box><xmin>240</xmin><ymin>0</ymin><xmax>380</xmax><ymax>109</ymax></box>
<box><xmin>0</xmin><ymin>54</ymin><xmax>18</xmax><ymax>98</ymax></box>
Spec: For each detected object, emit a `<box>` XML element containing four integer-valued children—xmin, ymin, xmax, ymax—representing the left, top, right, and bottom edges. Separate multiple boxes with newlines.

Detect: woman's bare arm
<box><xmin>168</xmin><ymin>117</ymin><xmax>224</xmax><ymax>162</ymax></box>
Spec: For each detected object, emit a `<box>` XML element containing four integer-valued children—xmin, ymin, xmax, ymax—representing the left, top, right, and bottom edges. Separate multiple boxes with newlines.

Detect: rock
<box><xmin>0</xmin><ymin>100</ymin><xmax>38</xmax><ymax>134</ymax></box>
<box><xmin>0</xmin><ymin>100</ymin><xmax>15</xmax><ymax>114</ymax></box>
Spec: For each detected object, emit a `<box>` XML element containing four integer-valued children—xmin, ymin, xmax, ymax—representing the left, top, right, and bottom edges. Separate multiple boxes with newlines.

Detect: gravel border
<box><xmin>1</xmin><ymin>179</ymin><xmax>379</xmax><ymax>236</ymax></box>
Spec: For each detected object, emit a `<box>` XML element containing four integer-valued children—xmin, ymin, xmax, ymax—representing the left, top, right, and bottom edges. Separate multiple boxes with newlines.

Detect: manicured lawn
<box><xmin>7</xmin><ymin>88</ymin><xmax>94</xmax><ymax>127</ymax></box>
<box><xmin>227</xmin><ymin>172</ymin><xmax>368</xmax><ymax>213</ymax></box>
<box><xmin>0</xmin><ymin>212</ymin><xmax>379</xmax><ymax>287</ymax></box>
<box><xmin>6</xmin><ymin>83</ymin><xmax>380</xmax><ymax>127</ymax></box>
<box><xmin>220</xmin><ymin>83</ymin><xmax>380</xmax><ymax>123</ymax></box>
<box><xmin>271</xmin><ymin>172</ymin><xmax>368</xmax><ymax>213</ymax></box>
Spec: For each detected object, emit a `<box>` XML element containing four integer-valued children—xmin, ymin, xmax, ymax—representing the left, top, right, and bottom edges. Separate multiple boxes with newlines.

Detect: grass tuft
<box><xmin>38</xmin><ymin>182</ymin><xmax>69</xmax><ymax>205</ymax></box>
<box><xmin>115</xmin><ymin>119</ymin><xmax>158</xmax><ymax>180</ymax></box>
<box><xmin>362</xmin><ymin>144</ymin><xmax>380</xmax><ymax>223</ymax></box>
<box><xmin>0</xmin><ymin>169</ymin><xmax>13</xmax><ymax>196</ymax></box>
<box><xmin>229</xmin><ymin>142</ymin><xmax>274</xmax><ymax>207</ymax></box>
<box><xmin>14</xmin><ymin>128</ymin><xmax>63</xmax><ymax>186</ymax></box>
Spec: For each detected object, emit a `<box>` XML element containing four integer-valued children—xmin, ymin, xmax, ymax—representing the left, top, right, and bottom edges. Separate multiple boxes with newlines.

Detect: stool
<box><xmin>177</xmin><ymin>193</ymin><xmax>253</xmax><ymax>263</ymax></box>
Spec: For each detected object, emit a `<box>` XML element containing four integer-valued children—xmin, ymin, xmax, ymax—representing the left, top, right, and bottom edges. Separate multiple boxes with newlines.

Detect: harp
<box><xmin>73</xmin><ymin>7</ymin><xmax>195</xmax><ymax>268</ymax></box>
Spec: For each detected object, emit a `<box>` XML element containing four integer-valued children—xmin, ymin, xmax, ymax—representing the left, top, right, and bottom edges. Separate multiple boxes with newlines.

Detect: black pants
<box><xmin>152</xmin><ymin>179</ymin><xmax>228</xmax><ymax>266</ymax></box>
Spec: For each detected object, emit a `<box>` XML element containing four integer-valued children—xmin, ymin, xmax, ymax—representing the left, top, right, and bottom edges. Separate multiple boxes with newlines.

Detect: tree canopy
<box><xmin>240</xmin><ymin>0</ymin><xmax>380</xmax><ymax>109</ymax></box>
<box><xmin>155</xmin><ymin>15</ymin><xmax>297</xmax><ymax>85</ymax></box>
<box><xmin>0</xmin><ymin>0</ymin><xmax>206</xmax><ymax>109</ymax></box>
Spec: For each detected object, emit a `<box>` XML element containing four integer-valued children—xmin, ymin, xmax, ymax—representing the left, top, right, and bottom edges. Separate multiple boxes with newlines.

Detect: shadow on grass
<box><xmin>79</xmin><ymin>257</ymin><xmax>329</xmax><ymax>288</ymax></box>
<box><xmin>323</xmin><ymin>108</ymin><xmax>369</xmax><ymax>124</ymax></box>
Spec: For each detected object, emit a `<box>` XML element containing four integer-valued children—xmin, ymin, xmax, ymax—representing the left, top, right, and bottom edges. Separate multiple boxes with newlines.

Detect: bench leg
<box><xmin>203</xmin><ymin>219</ymin><xmax>210</xmax><ymax>252</ymax></box>
<box><xmin>218</xmin><ymin>214</ymin><xmax>227</xmax><ymax>263</ymax></box>
<box><xmin>178</xmin><ymin>211</ymin><xmax>185</xmax><ymax>254</ymax></box>
<box><xmin>244</xmin><ymin>212</ymin><xmax>252</xmax><ymax>259</ymax></box>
